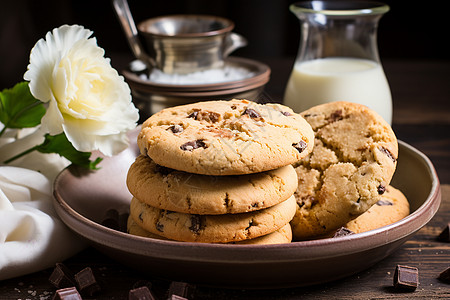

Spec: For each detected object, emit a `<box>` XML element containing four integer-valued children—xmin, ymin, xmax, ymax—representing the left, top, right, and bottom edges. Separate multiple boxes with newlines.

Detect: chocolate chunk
<box><xmin>168</xmin><ymin>124</ymin><xmax>183</xmax><ymax>134</ymax></box>
<box><xmin>49</xmin><ymin>263</ymin><xmax>76</xmax><ymax>289</ymax></box>
<box><xmin>245</xmin><ymin>220</ymin><xmax>255</xmax><ymax>231</ymax></box>
<box><xmin>376</xmin><ymin>199</ymin><xmax>393</xmax><ymax>206</ymax></box>
<box><xmin>333</xmin><ymin>227</ymin><xmax>355</xmax><ymax>238</ymax></box>
<box><xmin>230</xmin><ymin>105</ymin><xmax>237</xmax><ymax>110</ymax></box>
<box><xmin>437</xmin><ymin>223</ymin><xmax>450</xmax><ymax>242</ymax></box>
<box><xmin>187</xmin><ymin>110</ymin><xmax>199</xmax><ymax>119</ymax></box>
<box><xmin>393</xmin><ymin>265</ymin><xmax>419</xmax><ymax>291</ymax></box>
<box><xmin>52</xmin><ymin>287</ymin><xmax>82</xmax><ymax>300</ymax></box>
<box><xmin>129</xmin><ymin>286</ymin><xmax>156</xmax><ymax>300</ymax></box>
<box><xmin>379</xmin><ymin>146</ymin><xmax>396</xmax><ymax>162</ymax></box>
<box><xmin>437</xmin><ymin>267</ymin><xmax>450</xmax><ymax>283</ymax></box>
<box><xmin>198</xmin><ymin>111</ymin><xmax>221</xmax><ymax>123</ymax></box>
<box><xmin>180</xmin><ymin>140</ymin><xmax>206</xmax><ymax>151</ymax></box>
<box><xmin>327</xmin><ymin>109</ymin><xmax>343</xmax><ymax>122</ymax></box>
<box><xmin>242</xmin><ymin>107</ymin><xmax>261</xmax><ymax>119</ymax></box>
<box><xmin>187</xmin><ymin>109</ymin><xmax>220</xmax><ymax>123</ymax></box>
<box><xmin>281</xmin><ymin>111</ymin><xmax>291</xmax><ymax>116</ymax></box>
<box><xmin>189</xmin><ymin>215</ymin><xmax>203</xmax><ymax>234</ymax></box>
<box><xmin>156</xmin><ymin>222</ymin><xmax>164</xmax><ymax>232</ymax></box>
<box><xmin>292</xmin><ymin>140</ymin><xmax>307</xmax><ymax>153</ymax></box>
<box><xmin>155</xmin><ymin>164</ymin><xmax>173</xmax><ymax>176</ymax></box>
<box><xmin>168</xmin><ymin>281</ymin><xmax>195</xmax><ymax>299</ymax></box>
<box><xmin>101</xmin><ymin>209</ymin><xmax>120</xmax><ymax>230</ymax></box>
<box><xmin>377</xmin><ymin>184</ymin><xmax>386</xmax><ymax>195</ymax></box>
<box><xmin>74</xmin><ymin>267</ymin><xmax>101</xmax><ymax>296</ymax></box>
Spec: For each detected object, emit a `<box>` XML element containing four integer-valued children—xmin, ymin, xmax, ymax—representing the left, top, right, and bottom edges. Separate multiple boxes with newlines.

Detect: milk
<box><xmin>283</xmin><ymin>57</ymin><xmax>392</xmax><ymax>124</ymax></box>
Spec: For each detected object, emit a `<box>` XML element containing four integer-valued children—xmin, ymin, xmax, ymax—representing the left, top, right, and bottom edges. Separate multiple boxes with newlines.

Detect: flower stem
<box><xmin>3</xmin><ymin>145</ymin><xmax>39</xmax><ymax>164</ymax></box>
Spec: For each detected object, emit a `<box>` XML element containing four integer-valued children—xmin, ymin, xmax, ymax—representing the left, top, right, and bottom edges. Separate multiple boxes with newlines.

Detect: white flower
<box><xmin>23</xmin><ymin>25</ymin><xmax>139</xmax><ymax>156</ymax></box>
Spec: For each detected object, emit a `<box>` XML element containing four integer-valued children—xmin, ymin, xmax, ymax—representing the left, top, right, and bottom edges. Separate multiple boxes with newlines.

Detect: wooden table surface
<box><xmin>0</xmin><ymin>58</ymin><xmax>449</xmax><ymax>299</ymax></box>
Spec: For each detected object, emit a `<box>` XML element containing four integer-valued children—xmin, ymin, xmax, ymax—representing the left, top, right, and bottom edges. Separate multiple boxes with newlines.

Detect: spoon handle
<box><xmin>112</xmin><ymin>0</ymin><xmax>155</xmax><ymax>68</ymax></box>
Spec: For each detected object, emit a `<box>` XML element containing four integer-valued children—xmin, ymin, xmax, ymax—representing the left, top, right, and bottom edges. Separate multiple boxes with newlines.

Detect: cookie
<box><xmin>127</xmin><ymin>154</ymin><xmax>298</xmax><ymax>215</ymax></box>
<box><xmin>137</xmin><ymin>99</ymin><xmax>314</xmax><ymax>175</ymax></box>
<box><xmin>291</xmin><ymin>101</ymin><xmax>398</xmax><ymax>240</ymax></box>
<box><xmin>129</xmin><ymin>195</ymin><xmax>296</xmax><ymax>243</ymax></box>
<box><xmin>127</xmin><ymin>216</ymin><xmax>292</xmax><ymax>245</ymax></box>
<box><xmin>343</xmin><ymin>185</ymin><xmax>410</xmax><ymax>233</ymax></box>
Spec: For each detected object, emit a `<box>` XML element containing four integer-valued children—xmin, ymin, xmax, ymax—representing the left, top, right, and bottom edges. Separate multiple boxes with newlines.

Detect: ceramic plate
<box><xmin>53</xmin><ymin>129</ymin><xmax>441</xmax><ymax>288</ymax></box>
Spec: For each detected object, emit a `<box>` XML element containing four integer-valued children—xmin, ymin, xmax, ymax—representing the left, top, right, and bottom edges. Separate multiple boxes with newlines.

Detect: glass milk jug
<box><xmin>283</xmin><ymin>1</ymin><xmax>392</xmax><ymax>124</ymax></box>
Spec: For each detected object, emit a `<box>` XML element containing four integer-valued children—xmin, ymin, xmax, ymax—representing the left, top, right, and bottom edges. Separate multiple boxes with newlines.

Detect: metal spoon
<box><xmin>112</xmin><ymin>0</ymin><xmax>155</xmax><ymax>71</ymax></box>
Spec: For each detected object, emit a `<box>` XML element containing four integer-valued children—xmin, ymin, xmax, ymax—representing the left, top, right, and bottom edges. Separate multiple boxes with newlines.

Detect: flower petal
<box><xmin>24</xmin><ymin>25</ymin><xmax>93</xmax><ymax>103</ymax></box>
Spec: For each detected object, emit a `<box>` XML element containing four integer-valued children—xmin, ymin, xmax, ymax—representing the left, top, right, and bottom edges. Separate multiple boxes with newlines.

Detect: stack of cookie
<box><xmin>126</xmin><ymin>99</ymin><xmax>315</xmax><ymax>244</ymax></box>
<box><xmin>290</xmin><ymin>101</ymin><xmax>404</xmax><ymax>240</ymax></box>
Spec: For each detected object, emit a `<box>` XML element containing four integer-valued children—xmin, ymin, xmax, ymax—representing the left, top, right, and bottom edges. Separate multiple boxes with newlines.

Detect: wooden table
<box><xmin>0</xmin><ymin>58</ymin><xmax>449</xmax><ymax>299</ymax></box>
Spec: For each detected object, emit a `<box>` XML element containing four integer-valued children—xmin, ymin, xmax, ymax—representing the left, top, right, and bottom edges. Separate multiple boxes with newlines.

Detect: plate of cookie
<box><xmin>53</xmin><ymin>100</ymin><xmax>441</xmax><ymax>288</ymax></box>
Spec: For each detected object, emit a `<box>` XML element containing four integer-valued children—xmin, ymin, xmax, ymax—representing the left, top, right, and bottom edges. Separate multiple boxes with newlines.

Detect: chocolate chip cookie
<box><xmin>127</xmin><ymin>155</ymin><xmax>298</xmax><ymax>215</ymax></box>
<box><xmin>129</xmin><ymin>195</ymin><xmax>296</xmax><ymax>243</ymax></box>
<box><xmin>290</xmin><ymin>101</ymin><xmax>398</xmax><ymax>240</ymax></box>
<box><xmin>127</xmin><ymin>216</ymin><xmax>292</xmax><ymax>244</ymax></box>
<box><xmin>137</xmin><ymin>99</ymin><xmax>314</xmax><ymax>175</ymax></box>
<box><xmin>343</xmin><ymin>185</ymin><xmax>410</xmax><ymax>233</ymax></box>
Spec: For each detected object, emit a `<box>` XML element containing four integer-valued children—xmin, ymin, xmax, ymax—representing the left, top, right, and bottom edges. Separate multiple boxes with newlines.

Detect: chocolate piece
<box><xmin>292</xmin><ymin>140</ymin><xmax>307</xmax><ymax>153</ymax></box>
<box><xmin>52</xmin><ymin>287</ymin><xmax>82</xmax><ymax>300</ymax></box>
<box><xmin>242</xmin><ymin>108</ymin><xmax>261</xmax><ymax>119</ymax></box>
<box><xmin>281</xmin><ymin>111</ymin><xmax>291</xmax><ymax>116</ymax></box>
<box><xmin>155</xmin><ymin>164</ymin><xmax>173</xmax><ymax>176</ymax></box>
<box><xmin>156</xmin><ymin>222</ymin><xmax>164</xmax><ymax>232</ymax></box>
<box><xmin>333</xmin><ymin>227</ymin><xmax>355</xmax><ymax>238</ymax></box>
<box><xmin>129</xmin><ymin>286</ymin><xmax>156</xmax><ymax>300</ymax></box>
<box><xmin>197</xmin><ymin>110</ymin><xmax>221</xmax><ymax>123</ymax></box>
<box><xmin>180</xmin><ymin>140</ymin><xmax>206</xmax><ymax>151</ymax></box>
<box><xmin>376</xmin><ymin>199</ymin><xmax>393</xmax><ymax>206</ymax></box>
<box><xmin>379</xmin><ymin>146</ymin><xmax>396</xmax><ymax>162</ymax></box>
<box><xmin>437</xmin><ymin>223</ymin><xmax>450</xmax><ymax>242</ymax></box>
<box><xmin>74</xmin><ymin>267</ymin><xmax>101</xmax><ymax>296</ymax></box>
<box><xmin>168</xmin><ymin>124</ymin><xmax>183</xmax><ymax>134</ymax></box>
<box><xmin>189</xmin><ymin>215</ymin><xmax>203</xmax><ymax>234</ymax></box>
<box><xmin>327</xmin><ymin>109</ymin><xmax>343</xmax><ymax>122</ymax></box>
<box><xmin>187</xmin><ymin>110</ymin><xmax>199</xmax><ymax>119</ymax></box>
<box><xmin>437</xmin><ymin>267</ymin><xmax>450</xmax><ymax>283</ymax></box>
<box><xmin>393</xmin><ymin>265</ymin><xmax>419</xmax><ymax>291</ymax></box>
<box><xmin>168</xmin><ymin>281</ymin><xmax>195</xmax><ymax>299</ymax></box>
<box><xmin>101</xmin><ymin>209</ymin><xmax>120</xmax><ymax>230</ymax></box>
<box><xmin>49</xmin><ymin>263</ymin><xmax>76</xmax><ymax>289</ymax></box>
<box><xmin>377</xmin><ymin>184</ymin><xmax>386</xmax><ymax>195</ymax></box>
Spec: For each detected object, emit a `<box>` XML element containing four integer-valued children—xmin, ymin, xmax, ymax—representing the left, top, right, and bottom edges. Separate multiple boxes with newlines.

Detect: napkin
<box><xmin>0</xmin><ymin>127</ymin><xmax>87</xmax><ymax>281</ymax></box>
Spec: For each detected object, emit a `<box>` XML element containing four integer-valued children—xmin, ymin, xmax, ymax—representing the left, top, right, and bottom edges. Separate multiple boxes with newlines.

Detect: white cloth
<box><xmin>0</xmin><ymin>127</ymin><xmax>87</xmax><ymax>280</ymax></box>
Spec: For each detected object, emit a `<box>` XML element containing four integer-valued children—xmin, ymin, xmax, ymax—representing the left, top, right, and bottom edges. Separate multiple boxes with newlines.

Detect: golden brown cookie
<box><xmin>127</xmin><ymin>155</ymin><xmax>298</xmax><ymax>215</ymax></box>
<box><xmin>291</xmin><ymin>101</ymin><xmax>398</xmax><ymax>240</ymax></box>
<box><xmin>137</xmin><ymin>99</ymin><xmax>314</xmax><ymax>175</ymax></box>
<box><xmin>129</xmin><ymin>195</ymin><xmax>296</xmax><ymax>243</ymax></box>
<box><xmin>127</xmin><ymin>216</ymin><xmax>292</xmax><ymax>245</ymax></box>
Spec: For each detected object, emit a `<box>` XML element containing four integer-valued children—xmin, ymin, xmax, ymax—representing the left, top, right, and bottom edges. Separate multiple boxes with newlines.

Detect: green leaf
<box><xmin>0</xmin><ymin>81</ymin><xmax>46</xmax><ymax>129</ymax></box>
<box><xmin>36</xmin><ymin>133</ymin><xmax>102</xmax><ymax>170</ymax></box>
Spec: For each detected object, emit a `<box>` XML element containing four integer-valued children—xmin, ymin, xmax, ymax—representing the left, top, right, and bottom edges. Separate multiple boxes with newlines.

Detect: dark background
<box><xmin>0</xmin><ymin>0</ymin><xmax>447</xmax><ymax>90</ymax></box>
